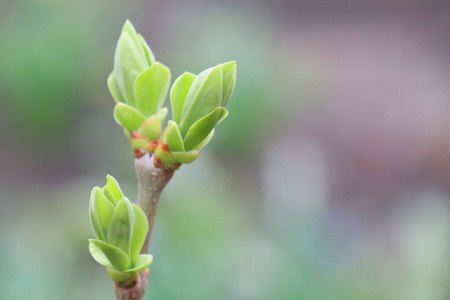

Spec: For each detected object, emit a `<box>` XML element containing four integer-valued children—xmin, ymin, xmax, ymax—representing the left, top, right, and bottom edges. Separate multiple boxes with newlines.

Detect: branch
<box><xmin>114</xmin><ymin>153</ymin><xmax>174</xmax><ymax>300</ymax></box>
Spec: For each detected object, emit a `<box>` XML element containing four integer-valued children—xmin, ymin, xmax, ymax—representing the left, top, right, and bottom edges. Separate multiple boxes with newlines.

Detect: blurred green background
<box><xmin>2</xmin><ymin>0</ymin><xmax>450</xmax><ymax>299</ymax></box>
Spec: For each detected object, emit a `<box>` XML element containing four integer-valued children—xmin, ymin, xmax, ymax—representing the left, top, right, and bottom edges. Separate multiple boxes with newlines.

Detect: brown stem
<box><xmin>114</xmin><ymin>153</ymin><xmax>174</xmax><ymax>300</ymax></box>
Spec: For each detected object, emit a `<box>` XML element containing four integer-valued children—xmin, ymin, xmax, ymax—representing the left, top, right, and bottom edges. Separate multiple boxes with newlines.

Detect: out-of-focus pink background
<box><xmin>1</xmin><ymin>1</ymin><xmax>450</xmax><ymax>299</ymax></box>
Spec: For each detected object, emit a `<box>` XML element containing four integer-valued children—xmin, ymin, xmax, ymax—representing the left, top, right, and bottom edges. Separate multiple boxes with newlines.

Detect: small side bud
<box><xmin>142</xmin><ymin>140</ymin><xmax>159</xmax><ymax>153</ymax></box>
<box><xmin>130</xmin><ymin>131</ymin><xmax>149</xmax><ymax>151</ymax></box>
<box><xmin>138</xmin><ymin>115</ymin><xmax>161</xmax><ymax>141</ymax></box>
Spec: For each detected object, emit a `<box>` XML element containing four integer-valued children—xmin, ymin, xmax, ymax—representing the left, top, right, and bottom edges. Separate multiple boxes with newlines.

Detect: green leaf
<box><xmin>105</xmin><ymin>175</ymin><xmax>124</xmax><ymax>204</ymax></box>
<box><xmin>170</xmin><ymin>72</ymin><xmax>196</xmax><ymax>124</ymax></box>
<box><xmin>172</xmin><ymin>151</ymin><xmax>200</xmax><ymax>164</ymax></box>
<box><xmin>157</xmin><ymin>107</ymin><xmax>168</xmax><ymax>123</ymax></box>
<box><xmin>179</xmin><ymin>65</ymin><xmax>223</xmax><ymax>136</ymax></box>
<box><xmin>134</xmin><ymin>62</ymin><xmax>171</xmax><ymax>117</ymax></box>
<box><xmin>114</xmin><ymin>103</ymin><xmax>146</xmax><ymax>132</ymax></box>
<box><xmin>138</xmin><ymin>115</ymin><xmax>161</xmax><ymax>140</ymax></box>
<box><xmin>107</xmin><ymin>198</ymin><xmax>133</xmax><ymax>256</ymax></box>
<box><xmin>193</xmin><ymin>129</ymin><xmax>215</xmax><ymax>151</ymax></box>
<box><xmin>89</xmin><ymin>240</ymin><xmax>113</xmax><ymax>268</ymax></box>
<box><xmin>114</xmin><ymin>32</ymin><xmax>146</xmax><ymax>107</ymax></box>
<box><xmin>130</xmin><ymin>204</ymin><xmax>148</xmax><ymax>263</ymax></box>
<box><xmin>154</xmin><ymin>143</ymin><xmax>176</xmax><ymax>165</ymax></box>
<box><xmin>125</xmin><ymin>254</ymin><xmax>153</xmax><ymax>273</ymax></box>
<box><xmin>165</xmin><ymin>121</ymin><xmax>185</xmax><ymax>152</ymax></box>
<box><xmin>107</xmin><ymin>268</ymin><xmax>131</xmax><ymax>282</ymax></box>
<box><xmin>138</xmin><ymin>34</ymin><xmax>155</xmax><ymax>66</ymax></box>
<box><xmin>89</xmin><ymin>239</ymin><xmax>130</xmax><ymax>271</ymax></box>
<box><xmin>183</xmin><ymin>107</ymin><xmax>228</xmax><ymax>151</ymax></box>
<box><xmin>102</xmin><ymin>187</ymin><xmax>116</xmax><ymax>205</ymax></box>
<box><xmin>121</xmin><ymin>20</ymin><xmax>148</xmax><ymax>68</ymax></box>
<box><xmin>107</xmin><ymin>71</ymin><xmax>126</xmax><ymax>103</ymax></box>
<box><xmin>220</xmin><ymin>61</ymin><xmax>237</xmax><ymax>107</ymax></box>
<box><xmin>90</xmin><ymin>187</ymin><xmax>115</xmax><ymax>240</ymax></box>
<box><xmin>89</xmin><ymin>190</ymin><xmax>105</xmax><ymax>241</ymax></box>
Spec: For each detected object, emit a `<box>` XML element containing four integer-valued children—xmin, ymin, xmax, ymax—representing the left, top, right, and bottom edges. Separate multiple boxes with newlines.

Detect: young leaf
<box><xmin>90</xmin><ymin>190</ymin><xmax>105</xmax><ymax>241</ymax></box>
<box><xmin>121</xmin><ymin>20</ymin><xmax>148</xmax><ymax>68</ymax></box>
<box><xmin>134</xmin><ymin>62</ymin><xmax>171</xmax><ymax>117</ymax></box>
<box><xmin>107</xmin><ymin>198</ymin><xmax>133</xmax><ymax>256</ymax></box>
<box><xmin>165</xmin><ymin>121</ymin><xmax>185</xmax><ymax>152</ymax></box>
<box><xmin>138</xmin><ymin>34</ymin><xmax>155</xmax><ymax>67</ymax></box>
<box><xmin>107</xmin><ymin>268</ymin><xmax>132</xmax><ymax>282</ymax></box>
<box><xmin>90</xmin><ymin>239</ymin><xmax>130</xmax><ymax>271</ymax></box>
<box><xmin>220</xmin><ymin>61</ymin><xmax>237</xmax><ymax>107</ymax></box>
<box><xmin>106</xmin><ymin>175</ymin><xmax>124</xmax><ymax>204</ymax></box>
<box><xmin>114</xmin><ymin>103</ymin><xmax>146</xmax><ymax>132</ymax></box>
<box><xmin>193</xmin><ymin>129</ymin><xmax>215</xmax><ymax>151</ymax></box>
<box><xmin>89</xmin><ymin>240</ymin><xmax>113</xmax><ymax>268</ymax></box>
<box><xmin>138</xmin><ymin>115</ymin><xmax>161</xmax><ymax>141</ymax></box>
<box><xmin>106</xmin><ymin>268</ymin><xmax>131</xmax><ymax>282</ymax></box>
<box><xmin>114</xmin><ymin>32</ymin><xmax>146</xmax><ymax>107</ymax></box>
<box><xmin>170</xmin><ymin>72</ymin><xmax>196</xmax><ymax>124</ymax></box>
<box><xmin>157</xmin><ymin>107</ymin><xmax>168</xmax><ymax>123</ymax></box>
<box><xmin>91</xmin><ymin>187</ymin><xmax>115</xmax><ymax>239</ymax></box>
<box><xmin>183</xmin><ymin>107</ymin><xmax>228</xmax><ymax>151</ymax></box>
<box><xmin>107</xmin><ymin>71</ymin><xmax>126</xmax><ymax>103</ymax></box>
<box><xmin>125</xmin><ymin>254</ymin><xmax>153</xmax><ymax>273</ymax></box>
<box><xmin>179</xmin><ymin>65</ymin><xmax>223</xmax><ymax>136</ymax></box>
<box><xmin>172</xmin><ymin>151</ymin><xmax>200</xmax><ymax>164</ymax></box>
<box><xmin>130</xmin><ymin>204</ymin><xmax>148</xmax><ymax>263</ymax></box>
<box><xmin>102</xmin><ymin>187</ymin><xmax>116</xmax><ymax>205</ymax></box>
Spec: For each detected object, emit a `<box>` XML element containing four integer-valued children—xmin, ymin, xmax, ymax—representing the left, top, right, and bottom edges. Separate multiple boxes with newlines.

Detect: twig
<box><xmin>114</xmin><ymin>153</ymin><xmax>174</xmax><ymax>300</ymax></box>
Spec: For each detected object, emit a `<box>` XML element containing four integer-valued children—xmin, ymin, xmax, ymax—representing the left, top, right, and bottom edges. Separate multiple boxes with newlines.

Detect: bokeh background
<box><xmin>2</xmin><ymin>0</ymin><xmax>450</xmax><ymax>299</ymax></box>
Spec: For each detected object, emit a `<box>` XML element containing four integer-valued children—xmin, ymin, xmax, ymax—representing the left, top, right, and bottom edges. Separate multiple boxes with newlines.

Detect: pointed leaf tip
<box><xmin>183</xmin><ymin>107</ymin><xmax>228</xmax><ymax>151</ymax></box>
<box><xmin>134</xmin><ymin>62</ymin><xmax>171</xmax><ymax>117</ymax></box>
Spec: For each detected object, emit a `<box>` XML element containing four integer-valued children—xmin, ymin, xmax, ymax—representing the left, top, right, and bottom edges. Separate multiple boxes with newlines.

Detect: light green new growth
<box><xmin>89</xmin><ymin>175</ymin><xmax>153</xmax><ymax>283</ymax></box>
<box><xmin>106</xmin><ymin>20</ymin><xmax>237</xmax><ymax>169</ymax></box>
<box><xmin>89</xmin><ymin>19</ymin><xmax>237</xmax><ymax>299</ymax></box>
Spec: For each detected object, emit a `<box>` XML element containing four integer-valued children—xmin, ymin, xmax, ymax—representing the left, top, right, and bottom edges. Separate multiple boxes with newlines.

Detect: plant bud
<box><xmin>89</xmin><ymin>175</ymin><xmax>153</xmax><ymax>282</ymax></box>
<box><xmin>138</xmin><ymin>115</ymin><xmax>161</xmax><ymax>141</ymax></box>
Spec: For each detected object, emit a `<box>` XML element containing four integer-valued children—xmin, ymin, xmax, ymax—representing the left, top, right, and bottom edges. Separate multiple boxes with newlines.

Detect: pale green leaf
<box><xmin>193</xmin><ymin>129</ymin><xmax>215</xmax><ymax>151</ymax></box>
<box><xmin>179</xmin><ymin>65</ymin><xmax>223</xmax><ymax>136</ymax></box>
<box><xmin>170</xmin><ymin>72</ymin><xmax>196</xmax><ymax>124</ymax></box>
<box><xmin>138</xmin><ymin>34</ymin><xmax>155</xmax><ymax>66</ymax></box>
<box><xmin>138</xmin><ymin>115</ymin><xmax>161</xmax><ymax>141</ymax></box>
<box><xmin>172</xmin><ymin>151</ymin><xmax>200</xmax><ymax>164</ymax></box>
<box><xmin>130</xmin><ymin>204</ymin><xmax>148</xmax><ymax>263</ymax></box>
<box><xmin>165</xmin><ymin>121</ymin><xmax>185</xmax><ymax>152</ymax></box>
<box><xmin>107</xmin><ymin>71</ymin><xmax>126</xmax><ymax>103</ymax></box>
<box><xmin>183</xmin><ymin>107</ymin><xmax>228</xmax><ymax>151</ymax></box>
<box><xmin>157</xmin><ymin>107</ymin><xmax>168</xmax><ymax>123</ymax></box>
<box><xmin>107</xmin><ymin>268</ymin><xmax>131</xmax><ymax>282</ymax></box>
<box><xmin>90</xmin><ymin>239</ymin><xmax>130</xmax><ymax>271</ymax></box>
<box><xmin>134</xmin><ymin>62</ymin><xmax>171</xmax><ymax>116</ymax></box>
<box><xmin>89</xmin><ymin>189</ymin><xmax>105</xmax><ymax>241</ymax></box>
<box><xmin>114</xmin><ymin>32</ymin><xmax>146</xmax><ymax>107</ymax></box>
<box><xmin>121</xmin><ymin>20</ymin><xmax>148</xmax><ymax>68</ymax></box>
<box><xmin>113</xmin><ymin>103</ymin><xmax>146</xmax><ymax>132</ymax></box>
<box><xmin>125</xmin><ymin>254</ymin><xmax>153</xmax><ymax>273</ymax></box>
<box><xmin>89</xmin><ymin>240</ymin><xmax>113</xmax><ymax>268</ymax></box>
<box><xmin>107</xmin><ymin>198</ymin><xmax>133</xmax><ymax>256</ymax></box>
<box><xmin>220</xmin><ymin>61</ymin><xmax>237</xmax><ymax>107</ymax></box>
<box><xmin>90</xmin><ymin>187</ymin><xmax>115</xmax><ymax>239</ymax></box>
<box><xmin>106</xmin><ymin>175</ymin><xmax>124</xmax><ymax>204</ymax></box>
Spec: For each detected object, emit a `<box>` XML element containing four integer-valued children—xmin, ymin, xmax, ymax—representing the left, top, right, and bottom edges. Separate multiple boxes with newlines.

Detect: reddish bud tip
<box><xmin>160</xmin><ymin>142</ymin><xmax>171</xmax><ymax>152</ymax></box>
<box><xmin>130</xmin><ymin>131</ymin><xmax>147</xmax><ymax>140</ymax></box>
<box><xmin>154</xmin><ymin>156</ymin><xmax>164</xmax><ymax>168</ymax></box>
<box><xmin>133</xmin><ymin>149</ymin><xmax>145</xmax><ymax>158</ymax></box>
<box><xmin>143</xmin><ymin>140</ymin><xmax>159</xmax><ymax>152</ymax></box>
